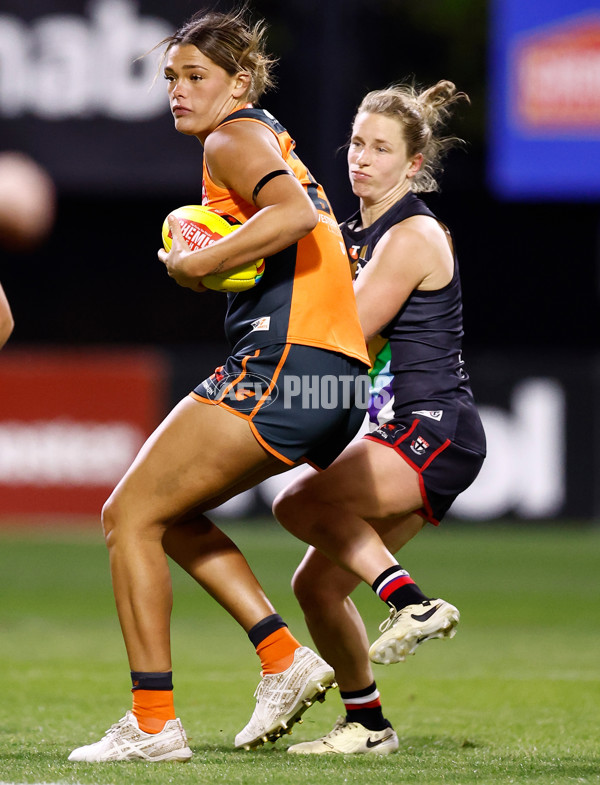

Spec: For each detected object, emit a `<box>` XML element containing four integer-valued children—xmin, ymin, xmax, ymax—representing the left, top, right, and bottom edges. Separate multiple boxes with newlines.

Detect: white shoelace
<box><xmin>378</xmin><ymin>605</ymin><xmax>403</xmax><ymax>633</ymax></box>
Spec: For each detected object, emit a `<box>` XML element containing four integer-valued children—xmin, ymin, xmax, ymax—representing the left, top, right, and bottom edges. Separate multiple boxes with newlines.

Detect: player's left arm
<box><xmin>159</xmin><ymin>122</ymin><xmax>318</xmax><ymax>290</ymax></box>
<box><xmin>354</xmin><ymin>216</ymin><xmax>453</xmax><ymax>342</ymax></box>
<box><xmin>0</xmin><ymin>282</ymin><xmax>14</xmax><ymax>349</ymax></box>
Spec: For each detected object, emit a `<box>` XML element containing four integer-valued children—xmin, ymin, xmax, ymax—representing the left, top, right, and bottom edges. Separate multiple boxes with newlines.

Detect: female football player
<box><xmin>273</xmin><ymin>80</ymin><xmax>486</xmax><ymax>755</ymax></box>
<box><xmin>68</xmin><ymin>6</ymin><xmax>409</xmax><ymax>763</ymax></box>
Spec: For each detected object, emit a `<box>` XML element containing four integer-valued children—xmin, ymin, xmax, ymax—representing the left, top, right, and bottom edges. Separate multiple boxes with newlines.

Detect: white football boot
<box><xmin>68</xmin><ymin>711</ymin><xmax>193</xmax><ymax>762</ymax></box>
<box><xmin>287</xmin><ymin>716</ymin><xmax>399</xmax><ymax>755</ymax></box>
<box><xmin>235</xmin><ymin>646</ymin><xmax>336</xmax><ymax>749</ymax></box>
<box><xmin>369</xmin><ymin>598</ymin><xmax>460</xmax><ymax>665</ymax></box>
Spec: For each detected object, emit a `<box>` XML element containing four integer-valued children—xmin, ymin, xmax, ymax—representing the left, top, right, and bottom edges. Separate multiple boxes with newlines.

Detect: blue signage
<box><xmin>488</xmin><ymin>0</ymin><xmax>600</xmax><ymax>200</ymax></box>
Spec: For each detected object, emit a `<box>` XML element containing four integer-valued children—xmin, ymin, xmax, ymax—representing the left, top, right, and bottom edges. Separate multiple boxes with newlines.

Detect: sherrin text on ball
<box><xmin>162</xmin><ymin>204</ymin><xmax>265</xmax><ymax>293</ymax></box>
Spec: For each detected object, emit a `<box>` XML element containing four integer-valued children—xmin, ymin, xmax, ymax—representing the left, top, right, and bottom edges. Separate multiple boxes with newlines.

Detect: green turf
<box><xmin>0</xmin><ymin>520</ymin><xmax>599</xmax><ymax>784</ymax></box>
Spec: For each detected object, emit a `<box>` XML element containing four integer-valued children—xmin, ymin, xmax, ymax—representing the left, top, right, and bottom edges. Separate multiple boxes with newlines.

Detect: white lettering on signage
<box><xmin>0</xmin><ymin>0</ymin><xmax>171</xmax><ymax>120</ymax></box>
<box><xmin>520</xmin><ymin>51</ymin><xmax>600</xmax><ymax>119</ymax></box>
<box><xmin>515</xmin><ymin>16</ymin><xmax>600</xmax><ymax>129</ymax></box>
<box><xmin>451</xmin><ymin>379</ymin><xmax>565</xmax><ymax>519</ymax></box>
<box><xmin>0</xmin><ymin>419</ymin><xmax>144</xmax><ymax>485</ymax></box>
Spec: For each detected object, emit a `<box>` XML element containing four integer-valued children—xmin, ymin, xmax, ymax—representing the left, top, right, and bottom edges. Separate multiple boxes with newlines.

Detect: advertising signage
<box><xmin>0</xmin><ymin>0</ymin><xmax>203</xmax><ymax>194</ymax></box>
<box><xmin>488</xmin><ymin>0</ymin><xmax>600</xmax><ymax>200</ymax></box>
<box><xmin>0</xmin><ymin>348</ymin><xmax>167</xmax><ymax>516</ymax></box>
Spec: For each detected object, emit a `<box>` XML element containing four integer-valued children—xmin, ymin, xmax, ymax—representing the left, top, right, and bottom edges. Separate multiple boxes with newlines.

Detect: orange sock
<box><xmin>257</xmin><ymin>627</ymin><xmax>302</xmax><ymax>674</ymax></box>
<box><xmin>132</xmin><ymin>689</ymin><xmax>176</xmax><ymax>734</ymax></box>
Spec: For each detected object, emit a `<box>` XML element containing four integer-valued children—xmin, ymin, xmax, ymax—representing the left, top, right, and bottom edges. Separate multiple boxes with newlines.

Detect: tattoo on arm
<box><xmin>211</xmin><ymin>259</ymin><xmax>227</xmax><ymax>274</ymax></box>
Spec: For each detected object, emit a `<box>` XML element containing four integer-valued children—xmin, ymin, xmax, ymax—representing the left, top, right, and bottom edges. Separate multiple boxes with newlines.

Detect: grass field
<box><xmin>0</xmin><ymin>519</ymin><xmax>599</xmax><ymax>785</ymax></box>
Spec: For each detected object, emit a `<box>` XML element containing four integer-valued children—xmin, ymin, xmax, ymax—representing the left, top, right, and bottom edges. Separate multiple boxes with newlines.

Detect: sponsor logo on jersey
<box><xmin>412</xmin><ymin>409</ymin><xmax>444</xmax><ymax>421</ymax></box>
<box><xmin>374</xmin><ymin>422</ymin><xmax>406</xmax><ymax>442</ymax></box>
<box><xmin>251</xmin><ymin>316</ymin><xmax>271</xmax><ymax>331</ymax></box>
<box><xmin>410</xmin><ymin>435</ymin><xmax>430</xmax><ymax>455</ymax></box>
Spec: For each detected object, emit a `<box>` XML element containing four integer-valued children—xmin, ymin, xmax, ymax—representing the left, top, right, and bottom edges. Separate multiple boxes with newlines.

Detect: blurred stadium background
<box><xmin>1</xmin><ymin>0</ymin><xmax>599</xmax><ymax>525</ymax></box>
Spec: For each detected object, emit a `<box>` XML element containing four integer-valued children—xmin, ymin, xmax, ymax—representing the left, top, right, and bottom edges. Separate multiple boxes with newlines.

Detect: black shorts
<box><xmin>364</xmin><ymin>412</ymin><xmax>486</xmax><ymax>525</ymax></box>
<box><xmin>192</xmin><ymin>342</ymin><xmax>368</xmax><ymax>469</ymax></box>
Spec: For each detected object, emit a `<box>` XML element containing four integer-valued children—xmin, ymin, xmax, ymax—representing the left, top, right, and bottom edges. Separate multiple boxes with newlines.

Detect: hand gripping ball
<box><xmin>162</xmin><ymin>205</ymin><xmax>265</xmax><ymax>293</ymax></box>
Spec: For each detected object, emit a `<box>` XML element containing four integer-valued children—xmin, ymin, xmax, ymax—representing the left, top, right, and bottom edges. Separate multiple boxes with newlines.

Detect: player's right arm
<box><xmin>158</xmin><ymin>122</ymin><xmax>318</xmax><ymax>290</ymax></box>
<box><xmin>354</xmin><ymin>216</ymin><xmax>453</xmax><ymax>342</ymax></box>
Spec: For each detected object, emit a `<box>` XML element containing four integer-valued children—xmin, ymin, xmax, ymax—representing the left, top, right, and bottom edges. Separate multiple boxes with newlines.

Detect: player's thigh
<box><xmin>106</xmin><ymin>396</ymin><xmax>281</xmax><ymax>525</ymax></box>
<box><xmin>368</xmin><ymin>511</ymin><xmax>427</xmax><ymax>553</ymax></box>
<box><xmin>285</xmin><ymin>438</ymin><xmax>423</xmax><ymax>520</ymax></box>
<box><xmin>178</xmin><ymin>459</ymin><xmax>291</xmax><ymax>519</ymax></box>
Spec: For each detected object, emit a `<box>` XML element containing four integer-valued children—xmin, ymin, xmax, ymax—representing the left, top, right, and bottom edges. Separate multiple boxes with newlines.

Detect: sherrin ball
<box><xmin>162</xmin><ymin>205</ymin><xmax>265</xmax><ymax>293</ymax></box>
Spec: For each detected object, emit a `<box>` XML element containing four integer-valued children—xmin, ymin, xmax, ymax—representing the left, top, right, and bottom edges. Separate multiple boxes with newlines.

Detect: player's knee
<box><xmin>272</xmin><ymin>485</ymin><xmax>293</xmax><ymax>520</ymax></box>
<box><xmin>291</xmin><ymin>563</ymin><xmax>326</xmax><ymax>610</ymax></box>
<box><xmin>273</xmin><ymin>485</ymin><xmax>308</xmax><ymax>535</ymax></box>
<box><xmin>290</xmin><ymin>566</ymin><xmax>313</xmax><ymax>608</ymax></box>
<box><xmin>101</xmin><ymin>493</ymin><xmax>121</xmax><ymax>545</ymax></box>
<box><xmin>100</xmin><ymin>491</ymin><xmax>152</xmax><ymax>547</ymax></box>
